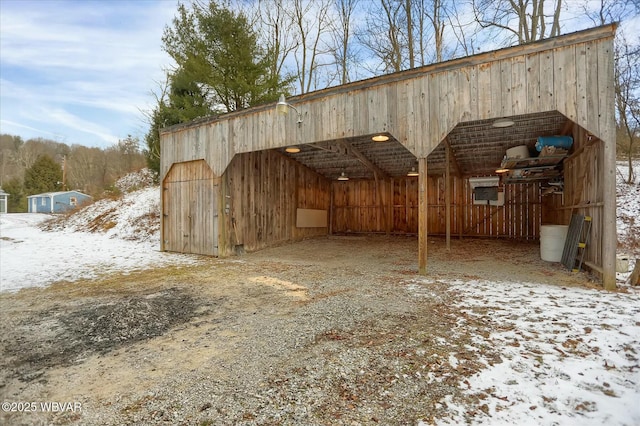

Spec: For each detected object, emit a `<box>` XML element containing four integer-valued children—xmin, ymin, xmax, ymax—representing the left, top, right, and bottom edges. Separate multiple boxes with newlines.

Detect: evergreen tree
<box><xmin>146</xmin><ymin>1</ymin><xmax>292</xmax><ymax>175</ymax></box>
<box><xmin>3</xmin><ymin>177</ymin><xmax>26</xmax><ymax>212</ymax></box>
<box><xmin>23</xmin><ymin>155</ymin><xmax>62</xmax><ymax>195</ymax></box>
<box><xmin>162</xmin><ymin>1</ymin><xmax>290</xmax><ymax>112</ymax></box>
<box><xmin>145</xmin><ymin>100</ymin><xmax>180</xmax><ymax>178</ymax></box>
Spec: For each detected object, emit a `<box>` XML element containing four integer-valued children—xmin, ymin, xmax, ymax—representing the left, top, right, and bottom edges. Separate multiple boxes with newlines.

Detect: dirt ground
<box><xmin>0</xmin><ymin>236</ymin><xmax>598</xmax><ymax>425</ymax></box>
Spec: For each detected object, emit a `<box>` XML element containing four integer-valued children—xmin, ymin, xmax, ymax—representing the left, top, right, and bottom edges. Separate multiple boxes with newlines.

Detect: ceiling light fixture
<box><xmin>337</xmin><ymin>172</ymin><xmax>349</xmax><ymax>181</ymax></box>
<box><xmin>372</xmin><ymin>134</ymin><xmax>389</xmax><ymax>142</ymax></box>
<box><xmin>276</xmin><ymin>94</ymin><xmax>303</xmax><ymax>123</ymax></box>
<box><xmin>492</xmin><ymin>118</ymin><xmax>515</xmax><ymax>128</ymax></box>
<box><xmin>407</xmin><ymin>167</ymin><xmax>419</xmax><ymax>177</ymax></box>
<box><xmin>495</xmin><ymin>168</ymin><xmax>510</xmax><ymax>174</ymax></box>
<box><xmin>285</xmin><ymin>146</ymin><xmax>301</xmax><ymax>153</ymax></box>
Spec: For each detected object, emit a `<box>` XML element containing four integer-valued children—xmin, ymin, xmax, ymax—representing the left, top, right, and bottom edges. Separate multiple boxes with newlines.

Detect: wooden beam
<box><xmin>559</xmin><ymin>119</ymin><xmax>574</xmax><ymax>136</ymax></box>
<box><xmin>443</xmin><ymin>138</ymin><xmax>462</xmax><ymax>177</ymax></box>
<box><xmin>445</xmin><ymin>144</ymin><xmax>451</xmax><ymax>251</ymax></box>
<box><xmin>387</xmin><ymin>178</ymin><xmax>393</xmax><ymax>235</ymax></box>
<box><xmin>329</xmin><ymin>183</ymin><xmax>334</xmax><ymax>235</ymax></box>
<box><xmin>602</xmin><ymin>130</ymin><xmax>617</xmax><ymax>291</ymax></box>
<box><xmin>336</xmin><ymin>139</ymin><xmax>390</xmax><ymax>179</ymax></box>
<box><xmin>418</xmin><ymin>157</ymin><xmax>428</xmax><ymax>275</ymax></box>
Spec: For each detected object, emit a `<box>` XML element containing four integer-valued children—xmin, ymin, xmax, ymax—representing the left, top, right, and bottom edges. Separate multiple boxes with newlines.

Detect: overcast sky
<box><xmin>0</xmin><ymin>0</ymin><xmax>638</xmax><ymax>150</ymax></box>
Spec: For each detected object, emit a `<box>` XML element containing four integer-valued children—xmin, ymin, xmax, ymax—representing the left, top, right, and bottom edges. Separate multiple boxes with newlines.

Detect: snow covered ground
<box><xmin>0</xmin><ymin>164</ymin><xmax>638</xmax><ymax>424</ymax></box>
<box><xmin>410</xmin><ymin>278</ymin><xmax>640</xmax><ymax>426</ymax></box>
<box><xmin>0</xmin><ymin>185</ymin><xmax>199</xmax><ymax>292</ymax></box>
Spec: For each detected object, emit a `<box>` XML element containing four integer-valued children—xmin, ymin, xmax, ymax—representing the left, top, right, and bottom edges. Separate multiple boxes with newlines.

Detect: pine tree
<box><xmin>3</xmin><ymin>177</ymin><xmax>26</xmax><ymax>212</ymax></box>
<box><xmin>24</xmin><ymin>155</ymin><xmax>62</xmax><ymax>195</ymax></box>
<box><xmin>162</xmin><ymin>1</ymin><xmax>290</xmax><ymax>113</ymax></box>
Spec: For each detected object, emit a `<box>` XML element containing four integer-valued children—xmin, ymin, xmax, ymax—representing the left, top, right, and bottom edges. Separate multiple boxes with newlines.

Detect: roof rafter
<box><xmin>335</xmin><ymin>139</ymin><xmax>390</xmax><ymax>179</ymax></box>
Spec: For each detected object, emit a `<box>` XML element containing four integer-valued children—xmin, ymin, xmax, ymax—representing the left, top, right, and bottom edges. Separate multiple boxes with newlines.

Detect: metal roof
<box><xmin>27</xmin><ymin>191</ymin><xmax>92</xmax><ymax>198</ymax></box>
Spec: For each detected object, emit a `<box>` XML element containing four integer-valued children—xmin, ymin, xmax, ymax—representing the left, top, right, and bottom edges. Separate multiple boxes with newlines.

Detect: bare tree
<box><xmin>471</xmin><ymin>0</ymin><xmax>562</xmax><ymax>45</ymax></box>
<box><xmin>328</xmin><ymin>0</ymin><xmax>361</xmax><ymax>85</ymax></box>
<box><xmin>581</xmin><ymin>0</ymin><xmax>639</xmax><ymax>27</ymax></box>
<box><xmin>614</xmin><ymin>34</ymin><xmax>640</xmax><ymax>183</ymax></box>
<box><xmin>253</xmin><ymin>0</ymin><xmax>298</xmax><ymax>85</ymax></box>
<box><xmin>447</xmin><ymin>0</ymin><xmax>479</xmax><ymax>56</ymax></box>
<box><xmin>289</xmin><ymin>0</ymin><xmax>334</xmax><ymax>93</ymax></box>
<box><xmin>358</xmin><ymin>0</ymin><xmax>407</xmax><ymax>73</ymax></box>
<box><xmin>67</xmin><ymin>145</ymin><xmax>104</xmax><ymax>194</ymax></box>
<box><xmin>406</xmin><ymin>0</ymin><xmax>415</xmax><ymax>68</ymax></box>
<box><xmin>429</xmin><ymin>0</ymin><xmax>446</xmax><ymax>62</ymax></box>
<box><xmin>357</xmin><ymin>0</ymin><xmax>452</xmax><ymax>74</ymax></box>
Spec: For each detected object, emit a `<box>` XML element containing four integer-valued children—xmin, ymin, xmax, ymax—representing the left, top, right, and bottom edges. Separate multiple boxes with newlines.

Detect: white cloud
<box><xmin>0</xmin><ymin>0</ymin><xmax>176</xmax><ymax>147</ymax></box>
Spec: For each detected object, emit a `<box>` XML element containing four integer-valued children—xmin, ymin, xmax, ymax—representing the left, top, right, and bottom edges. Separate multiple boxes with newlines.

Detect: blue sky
<box><xmin>0</xmin><ymin>0</ymin><xmax>176</xmax><ymax>148</ymax></box>
<box><xmin>0</xmin><ymin>0</ymin><xmax>637</xmax><ymax>150</ymax></box>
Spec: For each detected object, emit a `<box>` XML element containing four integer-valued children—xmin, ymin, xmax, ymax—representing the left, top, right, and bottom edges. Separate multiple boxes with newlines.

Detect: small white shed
<box><xmin>0</xmin><ymin>188</ymin><xmax>8</xmax><ymax>214</ymax></box>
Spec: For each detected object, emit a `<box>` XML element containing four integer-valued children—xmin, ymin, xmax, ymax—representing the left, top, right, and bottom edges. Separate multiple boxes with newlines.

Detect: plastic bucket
<box><xmin>506</xmin><ymin>145</ymin><xmax>529</xmax><ymax>159</ymax></box>
<box><xmin>540</xmin><ymin>225</ymin><xmax>569</xmax><ymax>262</ymax></box>
<box><xmin>616</xmin><ymin>255</ymin><xmax>629</xmax><ymax>273</ymax></box>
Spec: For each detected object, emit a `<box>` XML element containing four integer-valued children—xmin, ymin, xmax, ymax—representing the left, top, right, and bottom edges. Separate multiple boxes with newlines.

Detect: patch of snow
<box><xmin>616</xmin><ymin>160</ymin><xmax>640</xmax><ymax>285</ymax></box>
<box><xmin>0</xmin><ymin>212</ymin><xmax>198</xmax><ymax>292</ymax></box>
<box><xmin>411</xmin><ymin>278</ymin><xmax>640</xmax><ymax>426</ymax></box>
<box><xmin>0</xmin><ymin>171</ymin><xmax>199</xmax><ymax>292</ymax></box>
<box><xmin>115</xmin><ymin>167</ymin><xmax>157</xmax><ymax>193</ymax></box>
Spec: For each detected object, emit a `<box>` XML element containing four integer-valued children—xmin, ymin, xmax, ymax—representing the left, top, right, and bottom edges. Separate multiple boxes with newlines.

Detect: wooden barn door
<box><xmin>162</xmin><ymin>160</ymin><xmax>218</xmax><ymax>256</ymax></box>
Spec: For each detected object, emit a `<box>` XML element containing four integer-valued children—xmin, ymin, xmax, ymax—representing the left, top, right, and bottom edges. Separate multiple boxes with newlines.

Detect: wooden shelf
<box><xmin>501</xmin><ymin>154</ymin><xmax>567</xmax><ymax>184</ymax></box>
<box><xmin>500</xmin><ymin>154</ymin><xmax>566</xmax><ymax>169</ymax></box>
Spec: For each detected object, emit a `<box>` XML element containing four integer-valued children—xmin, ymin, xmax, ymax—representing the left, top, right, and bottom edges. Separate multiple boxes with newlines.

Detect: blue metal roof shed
<box><xmin>27</xmin><ymin>191</ymin><xmax>92</xmax><ymax>213</ymax></box>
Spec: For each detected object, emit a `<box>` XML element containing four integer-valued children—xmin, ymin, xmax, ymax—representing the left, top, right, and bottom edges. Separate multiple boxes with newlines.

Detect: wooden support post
<box><xmin>329</xmin><ymin>182</ymin><xmax>334</xmax><ymax>235</ymax></box>
<box><xmin>603</xmin><ymin>136</ymin><xmax>617</xmax><ymax>287</ymax></box>
<box><xmin>215</xmin><ymin>176</ymin><xmax>222</xmax><ymax>254</ymax></box>
<box><xmin>445</xmin><ymin>144</ymin><xmax>451</xmax><ymax>251</ymax></box>
<box><xmin>629</xmin><ymin>260</ymin><xmax>640</xmax><ymax>286</ymax></box>
<box><xmin>388</xmin><ymin>179</ymin><xmax>393</xmax><ymax>235</ymax></box>
<box><xmin>160</xmin><ymin>184</ymin><xmax>166</xmax><ymax>252</ymax></box>
<box><xmin>458</xmin><ymin>180</ymin><xmax>463</xmax><ymax>240</ymax></box>
<box><xmin>418</xmin><ymin>157</ymin><xmax>428</xmax><ymax>275</ymax></box>
<box><xmin>442</xmin><ymin>137</ymin><xmax>462</xmax><ymax>177</ymax></box>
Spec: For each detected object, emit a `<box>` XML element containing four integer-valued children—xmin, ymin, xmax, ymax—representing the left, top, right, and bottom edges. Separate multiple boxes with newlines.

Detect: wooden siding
<box><xmin>562</xmin><ymin>126</ymin><xmax>605</xmax><ymax>274</ymax></box>
<box><xmin>331</xmin><ymin>176</ymin><xmax>541</xmax><ymax>239</ymax></box>
<box><xmin>220</xmin><ymin>150</ymin><xmax>330</xmax><ymax>256</ymax></box>
<box><xmin>160</xmin><ymin>25</ymin><xmax>616</xmax><ymax>179</ymax></box>
<box><xmin>162</xmin><ymin>160</ymin><xmax>218</xmax><ymax>256</ymax></box>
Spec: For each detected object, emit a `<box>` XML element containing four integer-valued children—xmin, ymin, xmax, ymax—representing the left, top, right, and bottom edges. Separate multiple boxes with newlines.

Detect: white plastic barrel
<box><xmin>540</xmin><ymin>225</ymin><xmax>569</xmax><ymax>262</ymax></box>
<box><xmin>616</xmin><ymin>255</ymin><xmax>629</xmax><ymax>273</ymax></box>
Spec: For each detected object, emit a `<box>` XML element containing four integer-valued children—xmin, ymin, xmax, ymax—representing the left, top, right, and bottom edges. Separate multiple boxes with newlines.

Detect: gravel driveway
<box><xmin>0</xmin><ymin>235</ymin><xmax>594</xmax><ymax>425</ymax></box>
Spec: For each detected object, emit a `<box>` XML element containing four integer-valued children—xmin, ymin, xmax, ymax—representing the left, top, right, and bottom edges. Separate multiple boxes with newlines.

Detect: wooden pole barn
<box><xmin>160</xmin><ymin>24</ymin><xmax>618</xmax><ymax>290</ymax></box>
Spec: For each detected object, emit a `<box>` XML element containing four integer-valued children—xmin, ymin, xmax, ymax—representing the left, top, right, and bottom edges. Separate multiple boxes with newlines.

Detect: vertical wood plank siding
<box><xmin>162</xmin><ymin>160</ymin><xmax>218</xmax><ymax>256</ymax></box>
<box><xmin>219</xmin><ymin>150</ymin><xmax>330</xmax><ymax>256</ymax></box>
<box><xmin>331</xmin><ymin>176</ymin><xmax>541</xmax><ymax>239</ymax></box>
<box><xmin>160</xmin><ymin>25</ymin><xmax>616</xmax><ymax>178</ymax></box>
<box><xmin>160</xmin><ymin>25</ymin><xmax>616</xmax><ymax>285</ymax></box>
